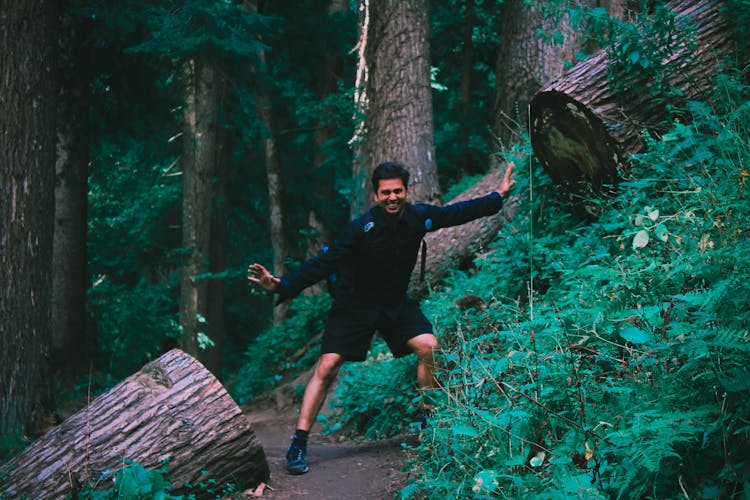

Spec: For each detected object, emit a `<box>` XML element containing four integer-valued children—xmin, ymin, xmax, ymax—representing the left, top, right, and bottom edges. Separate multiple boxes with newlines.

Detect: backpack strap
<box><xmin>419</xmin><ymin>239</ymin><xmax>427</xmax><ymax>282</ymax></box>
<box><xmin>418</xmin><ymin>209</ymin><xmax>432</xmax><ymax>283</ymax></box>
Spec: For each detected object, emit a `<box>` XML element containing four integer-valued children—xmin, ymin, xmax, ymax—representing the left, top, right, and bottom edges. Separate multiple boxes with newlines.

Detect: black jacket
<box><xmin>277</xmin><ymin>192</ymin><xmax>503</xmax><ymax>306</ymax></box>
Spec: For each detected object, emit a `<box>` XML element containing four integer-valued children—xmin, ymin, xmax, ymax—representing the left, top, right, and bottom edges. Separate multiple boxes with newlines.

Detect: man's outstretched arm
<box><xmin>247</xmin><ymin>218</ymin><xmax>362</xmax><ymax>301</ymax></box>
<box><xmin>425</xmin><ymin>162</ymin><xmax>516</xmax><ymax>230</ymax></box>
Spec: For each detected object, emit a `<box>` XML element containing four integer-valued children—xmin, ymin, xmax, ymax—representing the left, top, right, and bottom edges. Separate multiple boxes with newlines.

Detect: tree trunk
<box><xmin>409</xmin><ymin>164</ymin><xmax>519</xmax><ymax>298</ymax></box>
<box><xmin>598</xmin><ymin>0</ymin><xmax>638</xmax><ymax>20</ymax></box>
<box><xmin>0</xmin><ymin>0</ymin><xmax>58</xmax><ymax>438</ymax></box>
<box><xmin>180</xmin><ymin>60</ymin><xmax>220</xmax><ymax>356</ymax></box>
<box><xmin>258</xmin><ymin>55</ymin><xmax>290</xmax><ymax>325</ymax></box>
<box><xmin>350</xmin><ymin>0</ymin><xmax>370</xmax><ymax>216</ymax></box>
<box><xmin>305</xmin><ymin>0</ymin><xmax>348</xmax><ymax>296</ymax></box>
<box><xmin>0</xmin><ymin>349</ymin><xmax>269</xmax><ymax>498</ymax></box>
<box><xmin>456</xmin><ymin>0</ymin><xmax>476</xmax><ymax>175</ymax></box>
<box><xmin>493</xmin><ymin>0</ymin><xmax>593</xmax><ymax>147</ymax></box>
<box><xmin>243</xmin><ymin>0</ymin><xmax>289</xmax><ymax>323</ymax></box>
<box><xmin>52</xmin><ymin>10</ymin><xmax>92</xmax><ymax>386</ymax></box>
<box><xmin>203</xmin><ymin>127</ymin><xmax>232</xmax><ymax>375</ymax></box>
<box><xmin>353</xmin><ymin>0</ymin><xmax>440</xmax><ymax>214</ymax></box>
<box><xmin>529</xmin><ymin>0</ymin><xmax>742</xmax><ymax>215</ymax></box>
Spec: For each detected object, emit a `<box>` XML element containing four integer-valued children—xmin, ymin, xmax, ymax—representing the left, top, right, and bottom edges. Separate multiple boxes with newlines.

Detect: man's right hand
<box><xmin>247</xmin><ymin>263</ymin><xmax>281</xmax><ymax>293</ymax></box>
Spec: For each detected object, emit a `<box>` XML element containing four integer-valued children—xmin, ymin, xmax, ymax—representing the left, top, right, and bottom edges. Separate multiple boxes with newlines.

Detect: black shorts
<box><xmin>322</xmin><ymin>297</ymin><xmax>433</xmax><ymax>361</ymax></box>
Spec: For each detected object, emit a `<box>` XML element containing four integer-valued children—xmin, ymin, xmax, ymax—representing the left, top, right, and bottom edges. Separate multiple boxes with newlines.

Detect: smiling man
<box><xmin>248</xmin><ymin>161</ymin><xmax>515</xmax><ymax>475</ymax></box>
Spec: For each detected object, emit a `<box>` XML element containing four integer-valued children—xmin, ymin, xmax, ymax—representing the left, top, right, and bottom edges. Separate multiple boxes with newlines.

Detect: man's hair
<box><xmin>371</xmin><ymin>162</ymin><xmax>410</xmax><ymax>191</ymax></box>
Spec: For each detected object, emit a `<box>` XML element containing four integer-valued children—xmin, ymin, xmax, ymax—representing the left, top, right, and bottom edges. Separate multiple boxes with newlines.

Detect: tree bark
<box><xmin>0</xmin><ymin>349</ymin><xmax>269</xmax><ymax>498</ymax></box>
<box><xmin>243</xmin><ymin>0</ymin><xmax>289</xmax><ymax>323</ymax></box>
<box><xmin>456</xmin><ymin>0</ymin><xmax>476</xmax><ymax>175</ymax></box>
<box><xmin>353</xmin><ymin>0</ymin><xmax>440</xmax><ymax>214</ymax></box>
<box><xmin>350</xmin><ymin>0</ymin><xmax>370</xmax><ymax>216</ymax></box>
<box><xmin>203</xmin><ymin>127</ymin><xmax>232</xmax><ymax>375</ymax></box>
<box><xmin>52</xmin><ymin>9</ymin><xmax>93</xmax><ymax>386</ymax></box>
<box><xmin>305</xmin><ymin>0</ymin><xmax>348</xmax><ymax>296</ymax></box>
<box><xmin>529</xmin><ymin>0</ymin><xmax>742</xmax><ymax>214</ymax></box>
<box><xmin>180</xmin><ymin>60</ymin><xmax>220</xmax><ymax>356</ymax></box>
<box><xmin>409</xmin><ymin>164</ymin><xmax>519</xmax><ymax>298</ymax></box>
<box><xmin>493</xmin><ymin>0</ymin><xmax>593</xmax><ymax>147</ymax></box>
<box><xmin>0</xmin><ymin>0</ymin><xmax>58</xmax><ymax>438</ymax></box>
<box><xmin>258</xmin><ymin>55</ymin><xmax>290</xmax><ymax>325</ymax></box>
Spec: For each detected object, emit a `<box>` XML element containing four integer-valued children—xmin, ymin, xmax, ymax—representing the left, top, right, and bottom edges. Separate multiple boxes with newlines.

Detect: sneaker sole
<box><xmin>287</xmin><ymin>466</ymin><xmax>309</xmax><ymax>475</ymax></box>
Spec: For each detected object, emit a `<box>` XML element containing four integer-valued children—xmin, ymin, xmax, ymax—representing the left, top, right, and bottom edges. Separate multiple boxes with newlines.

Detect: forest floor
<box><xmin>243</xmin><ymin>396</ymin><xmax>415</xmax><ymax>500</ymax></box>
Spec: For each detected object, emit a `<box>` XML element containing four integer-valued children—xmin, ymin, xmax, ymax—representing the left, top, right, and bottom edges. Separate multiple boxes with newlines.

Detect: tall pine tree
<box><xmin>0</xmin><ymin>0</ymin><xmax>58</xmax><ymax>441</ymax></box>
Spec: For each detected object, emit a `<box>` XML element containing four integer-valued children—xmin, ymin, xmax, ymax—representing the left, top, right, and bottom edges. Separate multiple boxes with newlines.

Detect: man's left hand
<box><xmin>499</xmin><ymin>162</ymin><xmax>516</xmax><ymax>198</ymax></box>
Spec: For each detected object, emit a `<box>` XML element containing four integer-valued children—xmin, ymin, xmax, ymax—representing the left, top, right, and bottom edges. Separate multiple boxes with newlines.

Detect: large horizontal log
<box><xmin>529</xmin><ymin>0</ymin><xmax>743</xmax><ymax>215</ymax></box>
<box><xmin>0</xmin><ymin>349</ymin><xmax>269</xmax><ymax>498</ymax></box>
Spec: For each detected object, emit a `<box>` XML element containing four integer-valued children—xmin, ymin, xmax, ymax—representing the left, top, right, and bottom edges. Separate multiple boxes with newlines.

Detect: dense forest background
<box><xmin>2</xmin><ymin>0</ymin><xmax>750</xmax><ymax>497</ymax></box>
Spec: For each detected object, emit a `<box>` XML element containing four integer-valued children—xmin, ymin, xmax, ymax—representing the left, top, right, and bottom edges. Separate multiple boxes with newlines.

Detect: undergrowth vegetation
<box><xmin>230</xmin><ymin>294</ymin><xmax>330</xmax><ymax>402</ymax></box>
<box><xmin>376</xmin><ymin>76</ymin><xmax>748</xmax><ymax>498</ymax></box>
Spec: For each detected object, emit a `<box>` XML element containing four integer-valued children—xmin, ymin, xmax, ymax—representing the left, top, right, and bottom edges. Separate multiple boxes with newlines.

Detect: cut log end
<box><xmin>529</xmin><ymin>0</ymin><xmax>746</xmax><ymax>221</ymax></box>
<box><xmin>530</xmin><ymin>90</ymin><xmax>622</xmax><ymax>194</ymax></box>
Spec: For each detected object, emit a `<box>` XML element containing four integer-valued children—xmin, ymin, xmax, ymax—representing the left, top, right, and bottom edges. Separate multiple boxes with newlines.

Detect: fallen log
<box><xmin>408</xmin><ymin>164</ymin><xmax>519</xmax><ymax>298</ymax></box>
<box><xmin>0</xmin><ymin>349</ymin><xmax>269</xmax><ymax>498</ymax></box>
<box><xmin>529</xmin><ymin>0</ymin><xmax>743</xmax><ymax>216</ymax></box>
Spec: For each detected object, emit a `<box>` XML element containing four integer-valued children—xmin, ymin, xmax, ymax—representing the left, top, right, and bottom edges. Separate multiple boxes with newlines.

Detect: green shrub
<box><xmin>87</xmin><ymin>140</ymin><xmax>183</xmax><ymax>379</ymax></box>
<box><xmin>230</xmin><ymin>294</ymin><xmax>331</xmax><ymax>402</ymax></box>
<box><xmin>321</xmin><ymin>340</ymin><xmax>424</xmax><ymax>439</ymax></box>
<box><xmin>75</xmin><ymin>458</ymin><xmax>239</xmax><ymax>499</ymax></box>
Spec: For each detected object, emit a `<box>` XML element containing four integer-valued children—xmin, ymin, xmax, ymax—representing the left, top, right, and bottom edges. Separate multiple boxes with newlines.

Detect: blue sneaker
<box><xmin>286</xmin><ymin>444</ymin><xmax>309</xmax><ymax>475</ymax></box>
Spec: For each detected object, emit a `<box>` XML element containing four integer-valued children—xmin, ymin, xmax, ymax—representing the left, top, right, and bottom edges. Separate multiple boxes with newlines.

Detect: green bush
<box><xmin>321</xmin><ymin>340</ymin><xmax>424</xmax><ymax>439</ymax></box>
<box><xmin>87</xmin><ymin>140</ymin><xmax>183</xmax><ymax>380</ymax></box>
<box><xmin>75</xmin><ymin>458</ymin><xmax>239</xmax><ymax>499</ymax></box>
<box><xmin>230</xmin><ymin>294</ymin><xmax>331</xmax><ymax>403</ymax></box>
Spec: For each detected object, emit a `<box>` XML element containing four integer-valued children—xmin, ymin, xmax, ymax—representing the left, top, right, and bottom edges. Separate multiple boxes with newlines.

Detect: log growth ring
<box><xmin>530</xmin><ymin>89</ymin><xmax>622</xmax><ymax>197</ymax></box>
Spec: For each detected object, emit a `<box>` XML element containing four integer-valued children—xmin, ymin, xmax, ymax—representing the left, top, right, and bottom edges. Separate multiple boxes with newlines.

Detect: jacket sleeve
<box><xmin>421</xmin><ymin>192</ymin><xmax>503</xmax><ymax>231</ymax></box>
<box><xmin>276</xmin><ymin>219</ymin><xmax>362</xmax><ymax>303</ymax></box>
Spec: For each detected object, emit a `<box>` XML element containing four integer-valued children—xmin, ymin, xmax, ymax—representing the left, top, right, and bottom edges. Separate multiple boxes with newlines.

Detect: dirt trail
<box><xmin>245</xmin><ymin>404</ymin><xmax>412</xmax><ymax>499</ymax></box>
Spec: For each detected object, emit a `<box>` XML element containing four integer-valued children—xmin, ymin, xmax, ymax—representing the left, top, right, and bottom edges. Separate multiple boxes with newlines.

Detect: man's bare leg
<box><xmin>296</xmin><ymin>353</ymin><xmax>345</xmax><ymax>431</ymax></box>
<box><xmin>406</xmin><ymin>333</ymin><xmax>439</xmax><ymax>436</ymax></box>
<box><xmin>407</xmin><ymin>333</ymin><xmax>438</xmax><ymax>390</ymax></box>
<box><xmin>286</xmin><ymin>353</ymin><xmax>344</xmax><ymax>474</ymax></box>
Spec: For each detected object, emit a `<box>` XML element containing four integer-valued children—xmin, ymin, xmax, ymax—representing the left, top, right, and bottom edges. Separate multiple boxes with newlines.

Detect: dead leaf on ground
<box><xmin>243</xmin><ymin>482</ymin><xmax>269</xmax><ymax>498</ymax></box>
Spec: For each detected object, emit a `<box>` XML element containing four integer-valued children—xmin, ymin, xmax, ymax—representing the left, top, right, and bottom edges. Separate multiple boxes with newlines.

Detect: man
<box><xmin>248</xmin><ymin>161</ymin><xmax>515</xmax><ymax>475</ymax></box>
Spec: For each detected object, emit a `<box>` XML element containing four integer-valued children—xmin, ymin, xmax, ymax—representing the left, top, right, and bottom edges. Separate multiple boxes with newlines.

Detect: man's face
<box><xmin>373</xmin><ymin>178</ymin><xmax>408</xmax><ymax>217</ymax></box>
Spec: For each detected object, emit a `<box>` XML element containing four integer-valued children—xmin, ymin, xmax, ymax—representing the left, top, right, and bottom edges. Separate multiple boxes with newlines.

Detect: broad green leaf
<box><xmin>116</xmin><ymin>462</ymin><xmax>151</xmax><ymax>498</ymax></box>
<box><xmin>552</xmin><ymin>30</ymin><xmax>564</xmax><ymax>46</ymax></box>
<box><xmin>719</xmin><ymin>369</ymin><xmax>750</xmax><ymax>392</ymax></box>
<box><xmin>549</xmin><ymin>455</ymin><xmax>573</xmax><ymax>465</ymax></box>
<box><xmin>452</xmin><ymin>424</ymin><xmax>480</xmax><ymax>437</ymax></box>
<box><xmin>149</xmin><ymin>470</ymin><xmax>167</xmax><ymax>500</ymax></box>
<box><xmin>633</xmin><ymin>229</ymin><xmax>650</xmax><ymax>249</ymax></box>
<box><xmin>655</xmin><ymin>224</ymin><xmax>669</xmax><ymax>242</ymax></box>
<box><xmin>620</xmin><ymin>326</ymin><xmax>653</xmax><ymax>344</ymax></box>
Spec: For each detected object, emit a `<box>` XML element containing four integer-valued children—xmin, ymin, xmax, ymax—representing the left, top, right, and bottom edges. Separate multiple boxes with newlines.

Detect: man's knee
<box><xmin>314</xmin><ymin>354</ymin><xmax>344</xmax><ymax>384</ymax></box>
<box><xmin>408</xmin><ymin>333</ymin><xmax>438</xmax><ymax>358</ymax></box>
